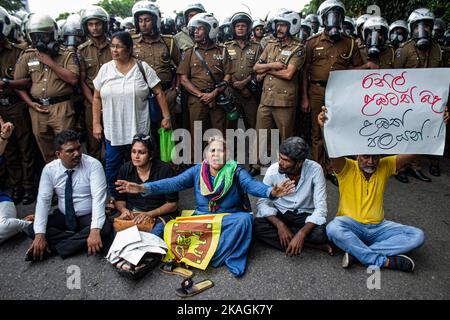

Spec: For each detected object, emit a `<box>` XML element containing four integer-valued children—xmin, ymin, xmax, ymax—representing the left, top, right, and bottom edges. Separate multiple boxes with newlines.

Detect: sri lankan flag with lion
<box><xmin>163</xmin><ymin>213</ymin><xmax>228</xmax><ymax>270</ymax></box>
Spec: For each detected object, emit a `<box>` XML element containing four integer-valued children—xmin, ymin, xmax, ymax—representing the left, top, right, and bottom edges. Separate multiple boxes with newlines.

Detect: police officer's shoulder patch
<box><xmin>399</xmin><ymin>39</ymin><xmax>413</xmax><ymax>48</ymax></box>
<box><xmin>77</xmin><ymin>40</ymin><xmax>90</xmax><ymax>51</ymax></box>
<box><xmin>306</xmin><ymin>33</ymin><xmax>320</xmax><ymax>41</ymax></box>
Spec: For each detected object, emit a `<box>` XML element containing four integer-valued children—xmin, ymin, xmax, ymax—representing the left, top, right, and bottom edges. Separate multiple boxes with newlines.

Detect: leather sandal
<box><xmin>175</xmin><ymin>278</ymin><xmax>214</xmax><ymax>298</ymax></box>
<box><xmin>160</xmin><ymin>260</ymin><xmax>194</xmax><ymax>278</ymax></box>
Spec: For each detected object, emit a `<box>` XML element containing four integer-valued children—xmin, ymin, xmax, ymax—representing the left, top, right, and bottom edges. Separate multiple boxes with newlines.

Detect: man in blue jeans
<box><xmin>317</xmin><ymin>107</ymin><xmax>450</xmax><ymax>272</ymax></box>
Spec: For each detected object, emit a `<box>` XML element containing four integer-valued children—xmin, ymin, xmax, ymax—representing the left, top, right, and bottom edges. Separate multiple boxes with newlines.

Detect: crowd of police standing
<box><xmin>0</xmin><ymin>0</ymin><xmax>450</xmax><ymax>207</ymax></box>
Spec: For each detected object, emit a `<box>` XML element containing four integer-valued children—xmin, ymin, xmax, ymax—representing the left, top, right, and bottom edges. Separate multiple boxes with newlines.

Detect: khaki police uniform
<box><xmin>14</xmin><ymin>47</ymin><xmax>79</xmax><ymax>162</ymax></box>
<box><xmin>359</xmin><ymin>44</ymin><xmax>395</xmax><ymax>69</ymax></box>
<box><xmin>305</xmin><ymin>32</ymin><xmax>363</xmax><ymax>172</ymax></box>
<box><xmin>394</xmin><ymin>39</ymin><xmax>443</xmax><ymax>171</ymax></box>
<box><xmin>0</xmin><ymin>40</ymin><xmax>37</xmax><ymax>190</ymax></box>
<box><xmin>256</xmin><ymin>37</ymin><xmax>305</xmax><ymax>143</ymax></box>
<box><xmin>174</xmin><ymin>27</ymin><xmax>194</xmax><ymax>53</ymax></box>
<box><xmin>224</xmin><ymin>39</ymin><xmax>261</xmax><ymax>129</ymax></box>
<box><xmin>177</xmin><ymin>43</ymin><xmax>233</xmax><ymax>137</ymax></box>
<box><xmin>260</xmin><ymin>34</ymin><xmax>276</xmax><ymax>50</ymax></box>
<box><xmin>133</xmin><ymin>34</ymin><xmax>180</xmax><ymax>116</ymax></box>
<box><xmin>78</xmin><ymin>38</ymin><xmax>112</xmax><ymax>159</ymax></box>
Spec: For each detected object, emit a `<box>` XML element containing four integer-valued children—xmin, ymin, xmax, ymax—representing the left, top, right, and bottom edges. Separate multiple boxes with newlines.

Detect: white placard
<box><xmin>324</xmin><ymin>68</ymin><xmax>450</xmax><ymax>158</ymax></box>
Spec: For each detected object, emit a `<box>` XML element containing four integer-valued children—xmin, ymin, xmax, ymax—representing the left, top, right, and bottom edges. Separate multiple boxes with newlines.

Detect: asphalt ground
<box><xmin>1</xmin><ymin>158</ymin><xmax>449</xmax><ymax>300</ymax></box>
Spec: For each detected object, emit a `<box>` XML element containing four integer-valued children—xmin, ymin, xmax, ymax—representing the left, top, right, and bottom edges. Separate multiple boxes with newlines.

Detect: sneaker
<box><xmin>342</xmin><ymin>252</ymin><xmax>356</xmax><ymax>269</ymax></box>
<box><xmin>386</xmin><ymin>255</ymin><xmax>415</xmax><ymax>272</ymax></box>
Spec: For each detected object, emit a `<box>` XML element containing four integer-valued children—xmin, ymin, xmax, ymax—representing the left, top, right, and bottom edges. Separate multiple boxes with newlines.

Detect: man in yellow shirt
<box><xmin>317</xmin><ymin>107</ymin><xmax>450</xmax><ymax>272</ymax></box>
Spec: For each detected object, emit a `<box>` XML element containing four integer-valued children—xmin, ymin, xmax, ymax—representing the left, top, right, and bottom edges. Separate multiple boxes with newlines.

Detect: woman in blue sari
<box><xmin>116</xmin><ymin>136</ymin><xmax>294</xmax><ymax>277</ymax></box>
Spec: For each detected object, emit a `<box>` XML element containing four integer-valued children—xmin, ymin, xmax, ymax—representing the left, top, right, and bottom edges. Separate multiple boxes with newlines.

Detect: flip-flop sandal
<box><xmin>160</xmin><ymin>260</ymin><xmax>194</xmax><ymax>278</ymax></box>
<box><xmin>175</xmin><ymin>278</ymin><xmax>214</xmax><ymax>298</ymax></box>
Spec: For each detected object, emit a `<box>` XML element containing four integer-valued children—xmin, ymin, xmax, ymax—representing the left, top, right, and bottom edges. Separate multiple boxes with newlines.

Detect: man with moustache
<box><xmin>248</xmin><ymin>9</ymin><xmax>305</xmax><ymax>177</ymax></box>
<box><xmin>25</xmin><ymin>130</ymin><xmax>113</xmax><ymax>261</ymax></box>
<box><xmin>318</xmin><ymin>107</ymin><xmax>432</xmax><ymax>272</ymax></box>
<box><xmin>254</xmin><ymin>137</ymin><xmax>332</xmax><ymax>256</ymax></box>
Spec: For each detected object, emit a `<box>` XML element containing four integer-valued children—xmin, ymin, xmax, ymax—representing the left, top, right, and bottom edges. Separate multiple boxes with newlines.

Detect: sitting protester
<box><xmin>318</xmin><ymin>107</ymin><xmax>449</xmax><ymax>272</ymax></box>
<box><xmin>116</xmin><ymin>135</ymin><xmax>295</xmax><ymax>277</ymax></box>
<box><xmin>0</xmin><ymin>118</ymin><xmax>34</xmax><ymax>244</ymax></box>
<box><xmin>25</xmin><ymin>130</ymin><xmax>113</xmax><ymax>261</ymax></box>
<box><xmin>254</xmin><ymin>137</ymin><xmax>333</xmax><ymax>256</ymax></box>
<box><xmin>113</xmin><ymin>133</ymin><xmax>178</xmax><ymax>272</ymax></box>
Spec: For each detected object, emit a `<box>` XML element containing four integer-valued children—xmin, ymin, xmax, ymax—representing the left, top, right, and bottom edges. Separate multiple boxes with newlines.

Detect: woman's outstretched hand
<box><xmin>115</xmin><ymin>180</ymin><xmax>146</xmax><ymax>194</ymax></box>
<box><xmin>271</xmin><ymin>179</ymin><xmax>296</xmax><ymax>198</ymax></box>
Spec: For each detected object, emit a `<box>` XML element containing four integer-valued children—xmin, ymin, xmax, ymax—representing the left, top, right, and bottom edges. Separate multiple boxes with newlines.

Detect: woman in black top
<box><xmin>115</xmin><ymin>133</ymin><xmax>178</xmax><ymax>227</ymax></box>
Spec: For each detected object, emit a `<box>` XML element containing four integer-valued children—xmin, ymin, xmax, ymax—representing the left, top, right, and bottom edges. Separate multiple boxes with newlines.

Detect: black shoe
<box><xmin>429</xmin><ymin>164</ymin><xmax>440</xmax><ymax>177</ymax></box>
<box><xmin>248</xmin><ymin>167</ymin><xmax>260</xmax><ymax>177</ymax></box>
<box><xmin>394</xmin><ymin>171</ymin><xmax>409</xmax><ymax>183</ymax></box>
<box><xmin>11</xmin><ymin>187</ymin><xmax>24</xmax><ymax>205</ymax></box>
<box><xmin>22</xmin><ymin>188</ymin><xmax>37</xmax><ymax>205</ymax></box>
<box><xmin>342</xmin><ymin>252</ymin><xmax>356</xmax><ymax>269</ymax></box>
<box><xmin>386</xmin><ymin>255</ymin><xmax>415</xmax><ymax>272</ymax></box>
<box><xmin>407</xmin><ymin>168</ymin><xmax>432</xmax><ymax>182</ymax></box>
<box><xmin>326</xmin><ymin>173</ymin><xmax>339</xmax><ymax>187</ymax></box>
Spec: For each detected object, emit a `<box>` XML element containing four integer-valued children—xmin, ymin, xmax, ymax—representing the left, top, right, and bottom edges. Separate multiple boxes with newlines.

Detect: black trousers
<box><xmin>26</xmin><ymin>210</ymin><xmax>113</xmax><ymax>259</ymax></box>
<box><xmin>254</xmin><ymin>211</ymin><xmax>328</xmax><ymax>251</ymax></box>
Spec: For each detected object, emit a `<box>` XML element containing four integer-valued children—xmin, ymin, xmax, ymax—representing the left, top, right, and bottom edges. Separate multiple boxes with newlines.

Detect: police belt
<box><xmin>311</xmin><ymin>80</ymin><xmax>328</xmax><ymax>88</ymax></box>
<box><xmin>0</xmin><ymin>96</ymin><xmax>21</xmax><ymax>106</ymax></box>
<box><xmin>32</xmin><ymin>94</ymin><xmax>72</xmax><ymax>106</ymax></box>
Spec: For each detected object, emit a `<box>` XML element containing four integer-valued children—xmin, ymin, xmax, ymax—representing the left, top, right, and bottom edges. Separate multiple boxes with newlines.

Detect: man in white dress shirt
<box><xmin>25</xmin><ymin>130</ymin><xmax>113</xmax><ymax>261</ymax></box>
<box><xmin>254</xmin><ymin>137</ymin><xmax>333</xmax><ymax>256</ymax></box>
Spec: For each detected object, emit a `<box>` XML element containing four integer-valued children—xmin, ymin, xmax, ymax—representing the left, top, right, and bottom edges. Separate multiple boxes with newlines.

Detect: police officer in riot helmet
<box><xmin>363</xmin><ymin>16</ymin><xmax>389</xmax><ymax>58</ymax></box>
<box><xmin>433</xmin><ymin>18</ymin><xmax>446</xmax><ymax>45</ymax></box>
<box><xmin>161</xmin><ymin>17</ymin><xmax>176</xmax><ymax>35</ymax></box>
<box><xmin>317</xmin><ymin>0</ymin><xmax>346</xmax><ymax>42</ymax></box>
<box><xmin>218</xmin><ymin>17</ymin><xmax>233</xmax><ymax>43</ymax></box>
<box><xmin>298</xmin><ymin>20</ymin><xmax>312</xmax><ymax>43</ymax></box>
<box><xmin>26</xmin><ymin>13</ymin><xmax>60</xmax><ymax>57</ymax></box>
<box><xmin>388</xmin><ymin>20</ymin><xmax>408</xmax><ymax>50</ymax></box>
<box><xmin>408</xmin><ymin>8</ymin><xmax>435</xmax><ymax>51</ymax></box>
<box><xmin>62</xmin><ymin>14</ymin><xmax>84</xmax><ymax>49</ymax></box>
<box><xmin>252</xmin><ymin>19</ymin><xmax>264</xmax><ymax>42</ymax></box>
<box><xmin>175</xmin><ymin>15</ymin><xmax>184</xmax><ymax>33</ymax></box>
<box><xmin>304</xmin><ymin>13</ymin><xmax>320</xmax><ymax>34</ymax></box>
<box><xmin>356</xmin><ymin>14</ymin><xmax>370</xmax><ymax>41</ymax></box>
<box><xmin>342</xmin><ymin>16</ymin><xmax>355</xmax><ymax>37</ymax></box>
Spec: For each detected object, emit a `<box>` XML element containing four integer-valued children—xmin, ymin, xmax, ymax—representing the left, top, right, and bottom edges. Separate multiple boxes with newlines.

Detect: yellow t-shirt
<box><xmin>335</xmin><ymin>156</ymin><xmax>397</xmax><ymax>224</ymax></box>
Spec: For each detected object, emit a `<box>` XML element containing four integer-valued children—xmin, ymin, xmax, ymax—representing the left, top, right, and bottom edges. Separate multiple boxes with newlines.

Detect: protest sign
<box><xmin>324</xmin><ymin>68</ymin><xmax>450</xmax><ymax>158</ymax></box>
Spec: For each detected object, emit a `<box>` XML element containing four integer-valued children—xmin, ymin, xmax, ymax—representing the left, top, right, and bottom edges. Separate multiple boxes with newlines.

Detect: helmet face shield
<box><xmin>30</xmin><ymin>32</ymin><xmax>52</xmax><ymax>45</ymax></box>
<box><xmin>365</xmin><ymin>29</ymin><xmax>384</xmax><ymax>57</ymax></box>
<box><xmin>412</xmin><ymin>21</ymin><xmax>433</xmax><ymax>50</ymax></box>
<box><xmin>389</xmin><ymin>27</ymin><xmax>407</xmax><ymax>48</ymax></box>
<box><xmin>325</xmin><ymin>11</ymin><xmax>343</xmax><ymax>28</ymax></box>
<box><xmin>324</xmin><ymin>10</ymin><xmax>343</xmax><ymax>40</ymax></box>
<box><xmin>299</xmin><ymin>26</ymin><xmax>311</xmax><ymax>40</ymax></box>
<box><xmin>30</xmin><ymin>32</ymin><xmax>59</xmax><ymax>56</ymax></box>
